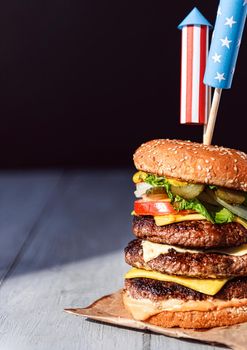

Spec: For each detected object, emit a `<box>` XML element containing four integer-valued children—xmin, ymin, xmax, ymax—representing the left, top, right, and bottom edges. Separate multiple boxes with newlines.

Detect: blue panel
<box><xmin>178</xmin><ymin>7</ymin><xmax>212</xmax><ymax>29</ymax></box>
<box><xmin>204</xmin><ymin>0</ymin><xmax>247</xmax><ymax>89</ymax></box>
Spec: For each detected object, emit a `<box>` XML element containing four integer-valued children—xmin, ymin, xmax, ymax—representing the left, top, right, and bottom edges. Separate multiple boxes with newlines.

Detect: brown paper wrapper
<box><xmin>65</xmin><ymin>289</ymin><xmax>247</xmax><ymax>350</ymax></box>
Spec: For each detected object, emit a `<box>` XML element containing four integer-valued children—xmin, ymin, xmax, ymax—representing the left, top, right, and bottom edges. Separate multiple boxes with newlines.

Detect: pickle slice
<box><xmin>216</xmin><ymin>188</ymin><xmax>245</xmax><ymax>205</ymax></box>
<box><xmin>170</xmin><ymin>184</ymin><xmax>205</xmax><ymax>200</ymax></box>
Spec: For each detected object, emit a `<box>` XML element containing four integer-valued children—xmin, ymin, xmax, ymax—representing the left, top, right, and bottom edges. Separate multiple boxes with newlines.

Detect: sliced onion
<box><xmin>215</xmin><ymin>197</ymin><xmax>247</xmax><ymax>220</ymax></box>
<box><xmin>208</xmin><ymin>190</ymin><xmax>247</xmax><ymax>220</ymax></box>
<box><xmin>134</xmin><ymin>182</ymin><xmax>153</xmax><ymax>198</ymax></box>
<box><xmin>142</xmin><ymin>193</ymin><xmax>170</xmax><ymax>201</ymax></box>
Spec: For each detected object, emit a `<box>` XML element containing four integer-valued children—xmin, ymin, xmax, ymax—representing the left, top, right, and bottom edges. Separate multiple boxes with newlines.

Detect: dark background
<box><xmin>0</xmin><ymin>0</ymin><xmax>246</xmax><ymax>168</ymax></box>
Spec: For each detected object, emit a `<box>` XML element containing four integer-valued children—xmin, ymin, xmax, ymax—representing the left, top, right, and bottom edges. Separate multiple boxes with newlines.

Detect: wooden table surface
<box><xmin>0</xmin><ymin>171</ymin><xmax>228</xmax><ymax>350</ymax></box>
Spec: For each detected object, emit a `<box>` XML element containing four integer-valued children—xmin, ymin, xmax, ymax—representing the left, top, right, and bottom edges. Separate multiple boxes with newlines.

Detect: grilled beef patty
<box><xmin>124</xmin><ymin>277</ymin><xmax>247</xmax><ymax>302</ymax></box>
<box><xmin>133</xmin><ymin>216</ymin><xmax>247</xmax><ymax>249</ymax></box>
<box><xmin>125</xmin><ymin>239</ymin><xmax>247</xmax><ymax>278</ymax></box>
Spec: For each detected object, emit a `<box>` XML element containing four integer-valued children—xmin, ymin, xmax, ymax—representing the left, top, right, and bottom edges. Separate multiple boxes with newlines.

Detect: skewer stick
<box><xmin>203</xmin><ymin>86</ymin><xmax>212</xmax><ymax>143</ymax></box>
<box><xmin>203</xmin><ymin>88</ymin><xmax>222</xmax><ymax>145</ymax></box>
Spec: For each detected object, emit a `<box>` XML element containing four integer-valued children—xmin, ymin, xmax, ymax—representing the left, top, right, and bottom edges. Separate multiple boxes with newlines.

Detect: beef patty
<box><xmin>133</xmin><ymin>216</ymin><xmax>247</xmax><ymax>248</ymax></box>
<box><xmin>125</xmin><ymin>239</ymin><xmax>247</xmax><ymax>278</ymax></box>
<box><xmin>125</xmin><ymin>276</ymin><xmax>247</xmax><ymax>302</ymax></box>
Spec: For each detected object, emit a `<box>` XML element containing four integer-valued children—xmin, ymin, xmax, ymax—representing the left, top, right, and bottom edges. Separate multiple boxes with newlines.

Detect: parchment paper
<box><xmin>65</xmin><ymin>289</ymin><xmax>247</xmax><ymax>350</ymax></box>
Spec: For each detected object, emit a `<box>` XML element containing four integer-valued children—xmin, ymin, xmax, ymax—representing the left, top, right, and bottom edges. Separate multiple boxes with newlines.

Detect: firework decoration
<box><xmin>203</xmin><ymin>0</ymin><xmax>247</xmax><ymax>144</ymax></box>
<box><xmin>178</xmin><ymin>8</ymin><xmax>212</xmax><ymax>124</ymax></box>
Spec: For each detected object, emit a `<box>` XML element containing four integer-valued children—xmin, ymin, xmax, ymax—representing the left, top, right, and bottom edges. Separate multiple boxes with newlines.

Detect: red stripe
<box><xmin>186</xmin><ymin>26</ymin><xmax>193</xmax><ymax>123</ymax></box>
<box><xmin>199</xmin><ymin>26</ymin><xmax>207</xmax><ymax>124</ymax></box>
<box><xmin>180</xmin><ymin>30</ymin><xmax>183</xmax><ymax>123</ymax></box>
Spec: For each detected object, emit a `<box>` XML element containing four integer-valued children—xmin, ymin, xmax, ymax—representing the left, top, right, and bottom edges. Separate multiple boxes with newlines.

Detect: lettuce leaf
<box><xmin>208</xmin><ymin>185</ymin><xmax>217</xmax><ymax>190</ymax></box>
<box><xmin>215</xmin><ymin>208</ymin><xmax>235</xmax><ymax>224</ymax></box>
<box><xmin>145</xmin><ymin>174</ymin><xmax>174</xmax><ymax>200</ymax></box>
<box><xmin>145</xmin><ymin>174</ymin><xmax>213</xmax><ymax>222</ymax></box>
<box><xmin>174</xmin><ymin>196</ymin><xmax>214</xmax><ymax>223</ymax></box>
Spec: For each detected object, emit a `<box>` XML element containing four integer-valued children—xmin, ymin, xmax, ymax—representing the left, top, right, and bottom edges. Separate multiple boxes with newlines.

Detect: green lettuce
<box><xmin>144</xmin><ymin>174</ymin><xmax>213</xmax><ymax>222</ymax></box>
<box><xmin>215</xmin><ymin>208</ymin><xmax>235</xmax><ymax>224</ymax></box>
<box><xmin>145</xmin><ymin>174</ymin><xmax>173</xmax><ymax>200</ymax></box>
<box><xmin>174</xmin><ymin>197</ymin><xmax>214</xmax><ymax>223</ymax></box>
<box><xmin>208</xmin><ymin>185</ymin><xmax>218</xmax><ymax>190</ymax></box>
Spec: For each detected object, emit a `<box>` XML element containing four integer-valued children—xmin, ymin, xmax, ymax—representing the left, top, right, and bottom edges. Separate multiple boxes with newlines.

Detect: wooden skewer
<box><xmin>203</xmin><ymin>88</ymin><xmax>222</xmax><ymax>145</ymax></box>
<box><xmin>203</xmin><ymin>86</ymin><xmax>212</xmax><ymax>144</ymax></box>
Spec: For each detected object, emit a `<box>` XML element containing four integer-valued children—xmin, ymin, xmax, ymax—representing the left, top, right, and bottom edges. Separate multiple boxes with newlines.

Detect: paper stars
<box><xmin>220</xmin><ymin>36</ymin><xmax>232</xmax><ymax>49</ymax></box>
<box><xmin>225</xmin><ymin>16</ymin><xmax>237</xmax><ymax>28</ymax></box>
<box><xmin>215</xmin><ymin>72</ymin><xmax>226</xmax><ymax>82</ymax></box>
<box><xmin>217</xmin><ymin>6</ymin><xmax>222</xmax><ymax>16</ymax></box>
<box><xmin>212</xmin><ymin>53</ymin><xmax>221</xmax><ymax>63</ymax></box>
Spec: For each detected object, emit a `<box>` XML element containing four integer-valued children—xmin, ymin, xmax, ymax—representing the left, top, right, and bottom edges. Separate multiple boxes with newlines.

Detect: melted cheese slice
<box><xmin>235</xmin><ymin>217</ymin><xmax>247</xmax><ymax>229</ymax></box>
<box><xmin>154</xmin><ymin>214</ymin><xmax>247</xmax><ymax>228</ymax></box>
<box><xmin>125</xmin><ymin>268</ymin><xmax>229</xmax><ymax>296</ymax></box>
<box><xmin>142</xmin><ymin>240</ymin><xmax>247</xmax><ymax>263</ymax></box>
<box><xmin>154</xmin><ymin>214</ymin><xmax>206</xmax><ymax>226</ymax></box>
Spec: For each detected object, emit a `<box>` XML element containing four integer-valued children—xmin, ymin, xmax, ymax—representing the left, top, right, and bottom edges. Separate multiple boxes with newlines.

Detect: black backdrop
<box><xmin>0</xmin><ymin>0</ymin><xmax>246</xmax><ymax>167</ymax></box>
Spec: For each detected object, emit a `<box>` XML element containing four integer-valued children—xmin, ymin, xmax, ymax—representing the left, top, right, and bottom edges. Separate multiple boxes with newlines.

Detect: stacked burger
<box><xmin>123</xmin><ymin>139</ymin><xmax>247</xmax><ymax>328</ymax></box>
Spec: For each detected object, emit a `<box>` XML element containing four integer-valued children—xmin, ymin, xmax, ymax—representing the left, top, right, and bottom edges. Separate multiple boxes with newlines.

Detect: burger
<box><xmin>123</xmin><ymin>139</ymin><xmax>247</xmax><ymax>328</ymax></box>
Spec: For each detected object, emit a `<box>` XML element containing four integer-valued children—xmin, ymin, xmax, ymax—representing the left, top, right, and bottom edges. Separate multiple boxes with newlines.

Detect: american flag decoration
<box><xmin>178</xmin><ymin>8</ymin><xmax>212</xmax><ymax>125</ymax></box>
<box><xmin>204</xmin><ymin>0</ymin><xmax>247</xmax><ymax>89</ymax></box>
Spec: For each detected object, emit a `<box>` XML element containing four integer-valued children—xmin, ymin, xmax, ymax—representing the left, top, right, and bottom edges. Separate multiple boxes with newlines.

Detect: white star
<box><xmin>212</xmin><ymin>30</ymin><xmax>215</xmax><ymax>39</ymax></box>
<box><xmin>220</xmin><ymin>36</ymin><xmax>232</xmax><ymax>49</ymax></box>
<box><xmin>237</xmin><ymin>39</ymin><xmax>241</xmax><ymax>47</ymax></box>
<box><xmin>231</xmin><ymin>67</ymin><xmax>235</xmax><ymax>75</ymax></box>
<box><xmin>217</xmin><ymin>6</ymin><xmax>222</xmax><ymax>16</ymax></box>
<box><xmin>215</xmin><ymin>72</ymin><xmax>226</xmax><ymax>82</ymax></box>
<box><xmin>225</xmin><ymin>16</ymin><xmax>237</xmax><ymax>28</ymax></box>
<box><xmin>212</xmin><ymin>53</ymin><xmax>221</xmax><ymax>63</ymax></box>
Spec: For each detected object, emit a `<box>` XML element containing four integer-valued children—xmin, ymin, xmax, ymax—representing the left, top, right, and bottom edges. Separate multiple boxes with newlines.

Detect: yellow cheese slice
<box><xmin>142</xmin><ymin>240</ymin><xmax>247</xmax><ymax>262</ymax></box>
<box><xmin>125</xmin><ymin>268</ymin><xmax>229</xmax><ymax>296</ymax></box>
<box><xmin>234</xmin><ymin>217</ymin><xmax>247</xmax><ymax>229</ymax></box>
<box><xmin>154</xmin><ymin>214</ymin><xmax>206</xmax><ymax>226</ymax></box>
<box><xmin>154</xmin><ymin>214</ymin><xmax>247</xmax><ymax>229</ymax></box>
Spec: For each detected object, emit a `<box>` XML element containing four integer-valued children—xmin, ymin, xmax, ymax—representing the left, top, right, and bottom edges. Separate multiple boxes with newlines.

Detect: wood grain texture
<box><xmin>0</xmin><ymin>171</ymin><xmax>228</xmax><ymax>350</ymax></box>
<box><xmin>150</xmin><ymin>334</ymin><xmax>226</xmax><ymax>350</ymax></box>
<box><xmin>0</xmin><ymin>171</ymin><xmax>61</xmax><ymax>284</ymax></box>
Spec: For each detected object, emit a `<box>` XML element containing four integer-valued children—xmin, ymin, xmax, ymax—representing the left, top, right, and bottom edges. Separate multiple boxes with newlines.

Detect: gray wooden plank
<box><xmin>0</xmin><ymin>251</ymin><xmax>145</xmax><ymax>350</ymax></box>
<box><xmin>150</xmin><ymin>334</ymin><xmax>228</xmax><ymax>350</ymax></box>
<box><xmin>0</xmin><ymin>170</ymin><xmax>145</xmax><ymax>350</ymax></box>
<box><xmin>0</xmin><ymin>171</ymin><xmax>62</xmax><ymax>283</ymax></box>
<box><xmin>0</xmin><ymin>171</ymin><xmax>229</xmax><ymax>350</ymax></box>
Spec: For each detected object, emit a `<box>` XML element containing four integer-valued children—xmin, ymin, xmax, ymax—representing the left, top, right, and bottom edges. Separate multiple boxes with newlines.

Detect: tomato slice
<box><xmin>134</xmin><ymin>199</ymin><xmax>177</xmax><ymax>216</ymax></box>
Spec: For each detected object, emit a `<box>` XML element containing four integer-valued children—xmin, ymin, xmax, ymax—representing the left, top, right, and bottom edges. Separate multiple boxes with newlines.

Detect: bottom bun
<box><xmin>123</xmin><ymin>290</ymin><xmax>247</xmax><ymax>328</ymax></box>
<box><xmin>148</xmin><ymin>306</ymin><xmax>247</xmax><ymax>329</ymax></box>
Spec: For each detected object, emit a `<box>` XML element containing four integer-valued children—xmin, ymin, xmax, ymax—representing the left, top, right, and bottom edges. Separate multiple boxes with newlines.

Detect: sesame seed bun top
<box><xmin>133</xmin><ymin>139</ymin><xmax>247</xmax><ymax>192</ymax></box>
